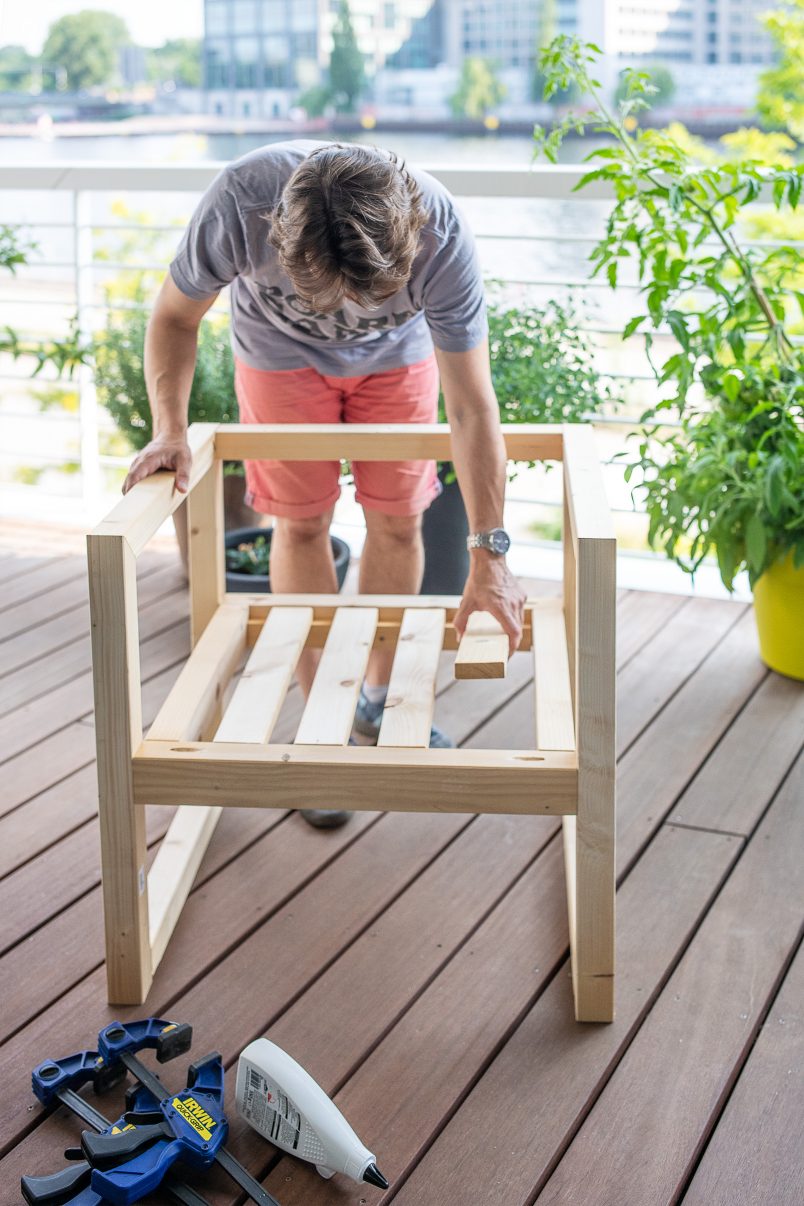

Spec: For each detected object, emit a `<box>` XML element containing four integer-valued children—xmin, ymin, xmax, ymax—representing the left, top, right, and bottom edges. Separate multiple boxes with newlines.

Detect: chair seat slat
<box><xmin>378</xmin><ymin>608</ymin><xmax>445</xmax><ymax>748</ymax></box>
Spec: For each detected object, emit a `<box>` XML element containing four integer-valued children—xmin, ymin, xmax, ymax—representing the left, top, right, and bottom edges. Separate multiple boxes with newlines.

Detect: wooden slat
<box><xmin>532</xmin><ymin>599</ymin><xmax>576</xmax><ymax>751</ymax></box>
<box><xmin>132</xmin><ymin>740</ymin><xmax>577</xmax><ymax>814</ymax></box>
<box><xmin>186</xmin><ymin>458</ymin><xmax>224</xmax><ymax>645</ymax></box>
<box><xmin>148</xmin><ymin>806</ymin><xmax>222</xmax><ymax>970</ymax></box>
<box><xmin>454</xmin><ymin>611</ymin><xmax>508</xmax><ymax>680</ymax></box>
<box><xmin>378</xmin><ymin>608</ymin><xmax>445</xmax><ymax>747</ymax></box>
<box><xmin>215</xmin><ymin>606</ymin><xmax>313</xmax><ymax>744</ymax></box>
<box><xmin>215</xmin><ymin>423</ymin><xmax>564</xmax><ymax>463</ymax></box>
<box><xmin>244</xmin><ymin>599</ymin><xmax>535</xmax><ymax>653</ymax></box>
<box><xmin>91</xmin><ymin>423</ymin><xmax>216</xmax><ymax>555</ymax></box>
<box><xmin>145</xmin><ymin>602</ymin><xmax>252</xmax><ymax>971</ymax></box>
<box><xmin>147</xmin><ymin>603</ymin><xmax>248</xmax><ymax>742</ymax></box>
<box><xmin>295</xmin><ymin>607</ymin><xmax>378</xmax><ymax>745</ymax></box>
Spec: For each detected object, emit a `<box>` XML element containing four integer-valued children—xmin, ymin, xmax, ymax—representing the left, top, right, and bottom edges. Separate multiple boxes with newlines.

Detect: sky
<box><xmin>0</xmin><ymin>0</ymin><xmax>204</xmax><ymax>52</ymax></box>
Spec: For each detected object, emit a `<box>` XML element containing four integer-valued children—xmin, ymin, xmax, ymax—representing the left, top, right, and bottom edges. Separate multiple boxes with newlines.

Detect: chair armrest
<box><xmin>562</xmin><ymin>424</ymin><xmax>615</xmax><ymax>547</ymax></box>
<box><xmin>89</xmin><ymin>423</ymin><xmax>218</xmax><ymax>556</ymax></box>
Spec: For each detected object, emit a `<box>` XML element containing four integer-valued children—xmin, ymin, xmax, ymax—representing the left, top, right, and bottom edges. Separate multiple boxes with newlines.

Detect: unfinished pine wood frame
<box><xmin>87</xmin><ymin>423</ymin><xmax>615</xmax><ymax>1021</ymax></box>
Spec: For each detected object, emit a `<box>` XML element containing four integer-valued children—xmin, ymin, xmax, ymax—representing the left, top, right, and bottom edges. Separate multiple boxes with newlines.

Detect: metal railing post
<box><xmin>74</xmin><ymin>188</ymin><xmax>102</xmax><ymax>518</ymax></box>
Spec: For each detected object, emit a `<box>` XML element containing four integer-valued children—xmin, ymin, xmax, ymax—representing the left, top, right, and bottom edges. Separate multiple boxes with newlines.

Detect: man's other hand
<box><xmin>122</xmin><ymin>434</ymin><xmax>192</xmax><ymax>495</ymax></box>
<box><xmin>453</xmin><ymin>555</ymin><xmax>527</xmax><ymax>657</ymax></box>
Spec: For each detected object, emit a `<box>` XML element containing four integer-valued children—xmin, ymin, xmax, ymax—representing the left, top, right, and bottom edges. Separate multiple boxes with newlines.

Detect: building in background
<box><xmin>203</xmin><ymin>0</ymin><xmax>778</xmax><ymax>119</ymax></box>
<box><xmin>204</xmin><ymin>0</ymin><xmax>446</xmax><ymax>117</ymax></box>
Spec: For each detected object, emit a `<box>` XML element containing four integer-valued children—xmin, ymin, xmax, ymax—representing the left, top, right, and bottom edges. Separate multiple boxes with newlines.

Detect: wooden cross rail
<box><xmin>87</xmin><ymin>423</ymin><xmax>616</xmax><ymax>1025</ymax></box>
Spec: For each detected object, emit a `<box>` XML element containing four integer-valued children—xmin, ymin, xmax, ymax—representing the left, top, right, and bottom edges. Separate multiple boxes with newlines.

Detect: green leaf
<box><xmin>765</xmin><ymin>457</ymin><xmax>784</xmax><ymax>517</ymax></box>
<box><xmin>666</xmin><ymin>311</ymin><xmax>690</xmax><ymax>350</ymax></box>
<box><xmin>721</xmin><ymin>372</ymin><xmax>741</xmax><ymax>403</ymax></box>
<box><xmin>622</xmin><ymin>315</ymin><xmax>646</xmax><ymax>339</ymax></box>
<box><xmin>745</xmin><ymin>513</ymin><xmax>767</xmax><ymax>576</ymax></box>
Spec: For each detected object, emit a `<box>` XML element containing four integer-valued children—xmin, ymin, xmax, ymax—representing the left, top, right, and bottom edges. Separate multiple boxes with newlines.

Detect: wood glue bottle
<box><xmin>235</xmin><ymin>1038</ymin><xmax>389</xmax><ymax>1190</ymax></box>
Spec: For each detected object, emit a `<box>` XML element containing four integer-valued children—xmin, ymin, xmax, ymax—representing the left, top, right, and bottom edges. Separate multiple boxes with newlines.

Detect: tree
<box><xmin>0</xmin><ymin>44</ymin><xmax>35</xmax><ymax>91</ymax></box>
<box><xmin>450</xmin><ymin>57</ymin><xmax>506</xmax><ymax>121</ymax></box>
<box><xmin>147</xmin><ymin>39</ymin><xmax>202</xmax><ymax>88</ymax></box>
<box><xmin>42</xmin><ymin>9</ymin><xmax>130</xmax><ymax>92</ymax></box>
<box><xmin>757</xmin><ymin>0</ymin><xmax>804</xmax><ymax>140</ymax></box>
<box><xmin>329</xmin><ymin>0</ymin><xmax>365</xmax><ymax>113</ymax></box>
<box><xmin>614</xmin><ymin>63</ymin><xmax>674</xmax><ymax>109</ymax></box>
<box><xmin>297</xmin><ymin>83</ymin><xmax>333</xmax><ymax>118</ymax></box>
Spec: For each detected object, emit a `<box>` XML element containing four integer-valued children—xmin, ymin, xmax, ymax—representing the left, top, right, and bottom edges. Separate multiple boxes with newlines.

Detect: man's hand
<box><xmin>122</xmin><ymin>433</ymin><xmax>192</xmax><ymax>495</ymax></box>
<box><xmin>454</xmin><ymin>554</ymin><xmax>527</xmax><ymax>657</ymax></box>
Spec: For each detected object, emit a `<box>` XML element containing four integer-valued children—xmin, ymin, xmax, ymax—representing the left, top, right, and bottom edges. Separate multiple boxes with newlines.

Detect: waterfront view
<box><xmin>0</xmin><ymin>0</ymin><xmax>800</xmax><ymax>598</ymax></box>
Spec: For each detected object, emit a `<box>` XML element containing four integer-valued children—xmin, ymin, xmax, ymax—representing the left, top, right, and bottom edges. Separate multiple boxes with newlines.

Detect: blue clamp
<box><xmin>84</xmin><ymin>1053</ymin><xmax>227</xmax><ymax>1206</ymax></box>
<box><xmin>97</xmin><ymin>1018</ymin><xmax>193</xmax><ymax>1066</ymax></box>
<box><xmin>32</xmin><ymin>1048</ymin><xmax>125</xmax><ymax>1107</ymax></box>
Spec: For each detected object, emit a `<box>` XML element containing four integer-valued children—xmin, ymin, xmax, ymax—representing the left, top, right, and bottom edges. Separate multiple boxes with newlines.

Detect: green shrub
<box><xmin>488</xmin><ymin>296</ymin><xmax>616</xmax><ymax>426</ymax></box>
<box><xmin>94</xmin><ymin>304</ymin><xmax>236</xmax><ymax>451</ymax></box>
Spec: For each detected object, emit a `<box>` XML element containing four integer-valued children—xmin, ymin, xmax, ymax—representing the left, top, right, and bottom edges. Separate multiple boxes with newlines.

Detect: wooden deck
<box><xmin>0</xmin><ymin>521</ymin><xmax>801</xmax><ymax>1205</ymax></box>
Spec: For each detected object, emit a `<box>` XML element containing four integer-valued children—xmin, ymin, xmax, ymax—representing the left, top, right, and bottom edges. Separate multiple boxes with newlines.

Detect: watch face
<box><xmin>490</xmin><ymin>529</ymin><xmax>511</xmax><ymax>554</ymax></box>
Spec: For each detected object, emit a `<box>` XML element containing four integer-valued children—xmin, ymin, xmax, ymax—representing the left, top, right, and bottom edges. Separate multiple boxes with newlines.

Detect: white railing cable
<box><xmin>0</xmin><ymin>160</ymin><xmax>775</xmax><ymax>531</ymax></box>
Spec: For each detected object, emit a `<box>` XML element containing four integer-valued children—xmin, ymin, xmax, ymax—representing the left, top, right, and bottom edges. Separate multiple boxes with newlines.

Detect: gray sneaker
<box><xmin>299</xmin><ymin>737</ymin><xmax>356</xmax><ymax>829</ymax></box>
<box><xmin>352</xmin><ymin>688</ymin><xmax>455</xmax><ymax>748</ymax></box>
<box><xmin>299</xmin><ymin>807</ymin><xmax>351</xmax><ymax>829</ymax></box>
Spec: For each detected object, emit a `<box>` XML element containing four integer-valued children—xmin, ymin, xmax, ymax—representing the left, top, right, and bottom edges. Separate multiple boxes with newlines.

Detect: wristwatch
<box><xmin>466</xmin><ymin>528</ymin><xmax>511</xmax><ymax>555</ymax></box>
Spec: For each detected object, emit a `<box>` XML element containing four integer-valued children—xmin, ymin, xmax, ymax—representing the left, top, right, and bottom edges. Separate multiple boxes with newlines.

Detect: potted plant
<box><xmin>422</xmin><ymin>295</ymin><xmax>619</xmax><ymax>592</ymax></box>
<box><xmin>225</xmin><ymin>527</ymin><xmax>351</xmax><ymax>593</ymax></box>
<box><xmin>534</xmin><ymin>36</ymin><xmax>804</xmax><ymax>679</ymax></box>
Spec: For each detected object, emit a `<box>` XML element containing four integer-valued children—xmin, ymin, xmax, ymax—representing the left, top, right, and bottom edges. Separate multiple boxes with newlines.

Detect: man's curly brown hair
<box><xmin>268</xmin><ymin>144</ymin><xmax>429</xmax><ymax>312</ymax></box>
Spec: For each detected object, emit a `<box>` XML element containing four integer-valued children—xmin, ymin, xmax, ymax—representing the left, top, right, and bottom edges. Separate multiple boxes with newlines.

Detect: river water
<box><xmin>0</xmin><ymin>127</ymin><xmax>594</xmax><ymax>165</ymax></box>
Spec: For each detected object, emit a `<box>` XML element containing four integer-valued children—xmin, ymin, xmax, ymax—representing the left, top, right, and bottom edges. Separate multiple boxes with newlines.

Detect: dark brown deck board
<box><xmin>0</xmin><ymin>531</ymin><xmax>800</xmax><ymax>1206</ymax></box>
<box><xmin>681</xmin><ymin>941</ymin><xmax>804</xmax><ymax>1206</ymax></box>
<box><xmin>534</xmin><ymin>754</ymin><xmax>803</xmax><ymax>1206</ymax></box>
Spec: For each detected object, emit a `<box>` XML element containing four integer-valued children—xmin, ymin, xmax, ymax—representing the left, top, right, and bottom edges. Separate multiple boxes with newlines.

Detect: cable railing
<box><xmin>0</xmin><ymin>161</ymin><xmax>795</xmax><ymax>594</ymax></box>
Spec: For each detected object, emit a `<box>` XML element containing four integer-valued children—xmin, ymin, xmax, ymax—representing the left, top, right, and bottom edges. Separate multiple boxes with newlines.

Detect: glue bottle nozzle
<box><xmin>363</xmin><ymin>1163</ymin><xmax>389</xmax><ymax>1190</ymax></box>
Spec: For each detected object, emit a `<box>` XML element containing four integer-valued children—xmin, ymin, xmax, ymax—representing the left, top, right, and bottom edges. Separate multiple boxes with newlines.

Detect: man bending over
<box><xmin>123</xmin><ymin>141</ymin><xmax>525</xmax><ymax>827</ymax></box>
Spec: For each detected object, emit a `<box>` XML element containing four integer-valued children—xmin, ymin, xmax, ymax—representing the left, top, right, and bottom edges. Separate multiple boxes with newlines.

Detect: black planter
<box><xmin>421</xmin><ymin>467</ymin><xmax>470</xmax><ymax>595</ymax></box>
<box><xmin>225</xmin><ymin>527</ymin><xmax>351</xmax><ymax>593</ymax></box>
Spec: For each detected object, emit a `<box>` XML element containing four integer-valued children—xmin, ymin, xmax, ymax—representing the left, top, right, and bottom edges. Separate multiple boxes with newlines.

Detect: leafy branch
<box><xmin>532</xmin><ymin>37</ymin><xmax>803</xmax><ymax>589</ymax></box>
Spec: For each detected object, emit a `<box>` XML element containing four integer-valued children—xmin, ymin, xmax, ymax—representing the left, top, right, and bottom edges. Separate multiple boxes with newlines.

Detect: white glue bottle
<box><xmin>235</xmin><ymin>1038</ymin><xmax>389</xmax><ymax>1191</ymax></box>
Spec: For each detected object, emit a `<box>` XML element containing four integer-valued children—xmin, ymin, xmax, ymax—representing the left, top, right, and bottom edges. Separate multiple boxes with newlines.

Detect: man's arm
<box><xmin>435</xmin><ymin>340</ymin><xmax>526</xmax><ymax>655</ymax></box>
<box><xmin>121</xmin><ymin>275</ymin><xmax>219</xmax><ymax>495</ymax></box>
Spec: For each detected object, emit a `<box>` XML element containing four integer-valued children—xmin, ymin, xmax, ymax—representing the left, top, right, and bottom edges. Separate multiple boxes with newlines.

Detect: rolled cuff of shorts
<box><xmin>244</xmin><ymin>485</ymin><xmax>342</xmax><ymax>519</ymax></box>
<box><xmin>355</xmin><ymin>478</ymin><xmax>442</xmax><ymax>517</ymax></box>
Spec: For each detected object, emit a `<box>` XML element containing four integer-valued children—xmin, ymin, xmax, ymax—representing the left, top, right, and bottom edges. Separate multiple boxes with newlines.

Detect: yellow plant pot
<box><xmin>752</xmin><ymin>552</ymin><xmax>804</xmax><ymax>681</ymax></box>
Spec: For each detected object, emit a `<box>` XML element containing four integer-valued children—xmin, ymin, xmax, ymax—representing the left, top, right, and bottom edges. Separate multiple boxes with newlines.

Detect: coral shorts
<box><xmin>234</xmin><ymin>354</ymin><xmax>441</xmax><ymax>519</ymax></box>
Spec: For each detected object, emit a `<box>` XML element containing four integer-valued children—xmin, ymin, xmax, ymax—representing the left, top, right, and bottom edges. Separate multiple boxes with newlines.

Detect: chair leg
<box><xmin>98</xmin><ymin>780</ymin><xmax>153</xmax><ymax>1005</ymax></box>
<box><xmin>88</xmin><ymin>533</ymin><xmax>153</xmax><ymax>1005</ymax></box>
<box><xmin>565</xmin><ymin>775</ymin><xmax>616</xmax><ymax>1022</ymax></box>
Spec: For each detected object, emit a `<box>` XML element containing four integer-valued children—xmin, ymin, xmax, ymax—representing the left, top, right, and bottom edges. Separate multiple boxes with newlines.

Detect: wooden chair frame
<box><xmin>87</xmin><ymin>422</ymin><xmax>616</xmax><ymax>1021</ymax></box>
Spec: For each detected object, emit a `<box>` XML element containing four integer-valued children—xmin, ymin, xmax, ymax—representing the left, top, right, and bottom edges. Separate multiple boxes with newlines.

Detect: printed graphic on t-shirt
<box><xmin>256</xmin><ymin>284</ymin><xmax>417</xmax><ymax>343</ymax></box>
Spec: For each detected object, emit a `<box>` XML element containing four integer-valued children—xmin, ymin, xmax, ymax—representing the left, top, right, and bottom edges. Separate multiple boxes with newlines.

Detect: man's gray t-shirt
<box><xmin>169</xmin><ymin>140</ymin><xmax>487</xmax><ymax>377</ymax></box>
